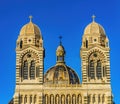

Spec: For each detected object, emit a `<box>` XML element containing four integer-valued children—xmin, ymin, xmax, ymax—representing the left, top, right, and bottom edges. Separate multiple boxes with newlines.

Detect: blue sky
<box><xmin>0</xmin><ymin>0</ymin><xmax>119</xmax><ymax>103</ymax></box>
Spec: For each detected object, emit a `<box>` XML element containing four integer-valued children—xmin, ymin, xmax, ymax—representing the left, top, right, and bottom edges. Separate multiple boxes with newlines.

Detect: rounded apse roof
<box><xmin>84</xmin><ymin>21</ymin><xmax>105</xmax><ymax>35</ymax></box>
<box><xmin>84</xmin><ymin>15</ymin><xmax>106</xmax><ymax>35</ymax></box>
<box><xmin>19</xmin><ymin>17</ymin><xmax>41</xmax><ymax>37</ymax></box>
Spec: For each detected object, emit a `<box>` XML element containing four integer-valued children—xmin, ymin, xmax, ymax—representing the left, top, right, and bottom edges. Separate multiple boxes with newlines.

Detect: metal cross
<box><xmin>92</xmin><ymin>15</ymin><xmax>96</xmax><ymax>22</ymax></box>
<box><xmin>59</xmin><ymin>36</ymin><xmax>62</xmax><ymax>45</ymax></box>
<box><xmin>29</xmin><ymin>15</ymin><xmax>33</xmax><ymax>22</ymax></box>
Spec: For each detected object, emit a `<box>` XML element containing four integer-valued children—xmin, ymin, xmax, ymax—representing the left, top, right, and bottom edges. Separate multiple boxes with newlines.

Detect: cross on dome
<box><xmin>59</xmin><ymin>36</ymin><xmax>62</xmax><ymax>45</ymax></box>
<box><xmin>29</xmin><ymin>15</ymin><xmax>33</xmax><ymax>22</ymax></box>
<box><xmin>92</xmin><ymin>15</ymin><xmax>96</xmax><ymax>22</ymax></box>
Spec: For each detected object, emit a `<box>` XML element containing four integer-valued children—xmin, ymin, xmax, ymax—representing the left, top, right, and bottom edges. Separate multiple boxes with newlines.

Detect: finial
<box><xmin>29</xmin><ymin>15</ymin><xmax>33</xmax><ymax>22</ymax></box>
<box><xmin>59</xmin><ymin>36</ymin><xmax>62</xmax><ymax>45</ymax></box>
<box><xmin>92</xmin><ymin>15</ymin><xmax>96</xmax><ymax>22</ymax></box>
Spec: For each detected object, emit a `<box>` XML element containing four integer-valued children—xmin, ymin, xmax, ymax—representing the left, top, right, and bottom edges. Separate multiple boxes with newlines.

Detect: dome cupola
<box><xmin>44</xmin><ymin>37</ymin><xmax>80</xmax><ymax>85</ymax></box>
<box><xmin>84</xmin><ymin>15</ymin><xmax>105</xmax><ymax>35</ymax></box>
<box><xmin>20</xmin><ymin>16</ymin><xmax>42</xmax><ymax>37</ymax></box>
<box><xmin>56</xmin><ymin>36</ymin><xmax>65</xmax><ymax>63</ymax></box>
<box><xmin>56</xmin><ymin>44</ymin><xmax>65</xmax><ymax>57</ymax></box>
<box><xmin>16</xmin><ymin>16</ymin><xmax>43</xmax><ymax>49</ymax></box>
<box><xmin>44</xmin><ymin>64</ymin><xmax>80</xmax><ymax>85</ymax></box>
<box><xmin>56</xmin><ymin>44</ymin><xmax>65</xmax><ymax>63</ymax></box>
<box><xmin>81</xmin><ymin>15</ymin><xmax>109</xmax><ymax>48</ymax></box>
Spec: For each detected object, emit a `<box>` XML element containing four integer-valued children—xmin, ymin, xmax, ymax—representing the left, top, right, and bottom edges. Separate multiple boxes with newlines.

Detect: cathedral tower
<box><xmin>80</xmin><ymin>16</ymin><xmax>112</xmax><ymax>103</ymax></box>
<box><xmin>81</xmin><ymin>15</ymin><xmax>110</xmax><ymax>84</ymax></box>
<box><xmin>13</xmin><ymin>16</ymin><xmax>44</xmax><ymax>104</ymax></box>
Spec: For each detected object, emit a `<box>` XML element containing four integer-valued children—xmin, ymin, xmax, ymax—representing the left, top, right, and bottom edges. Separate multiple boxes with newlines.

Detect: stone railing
<box><xmin>43</xmin><ymin>84</ymin><xmax>82</xmax><ymax>88</ymax></box>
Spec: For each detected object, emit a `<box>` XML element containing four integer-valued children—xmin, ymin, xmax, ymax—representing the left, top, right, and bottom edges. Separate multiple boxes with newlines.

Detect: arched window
<box><xmin>36</xmin><ymin>67</ymin><xmax>39</xmax><ymax>77</ymax></box>
<box><xmin>96</xmin><ymin>60</ymin><xmax>102</xmax><ymax>79</ymax></box>
<box><xmin>89</xmin><ymin>60</ymin><xmax>95</xmax><ymax>79</ymax></box>
<box><xmin>92</xmin><ymin>95</ymin><xmax>95</xmax><ymax>103</ymax></box>
<box><xmin>24</xmin><ymin>95</ymin><xmax>27</xmax><ymax>104</ymax></box>
<box><xmin>72</xmin><ymin>95</ymin><xmax>76</xmax><ymax>104</ymax></box>
<box><xmin>55</xmin><ymin>95</ymin><xmax>59</xmax><ymax>104</ymax></box>
<box><xmin>103</xmin><ymin>66</ymin><xmax>106</xmax><ymax>77</ymax></box>
<box><xmin>98</xmin><ymin>94</ymin><xmax>101</xmax><ymax>103</ymax></box>
<box><xmin>19</xmin><ymin>95</ymin><xmax>23</xmax><ymax>103</ymax></box>
<box><xmin>30</xmin><ymin>60</ymin><xmax>35</xmax><ymax>79</ymax></box>
<box><xmin>45</xmin><ymin>95</ymin><xmax>48</xmax><ymax>104</ymax></box>
<box><xmin>87</xmin><ymin>95</ymin><xmax>90</xmax><ymax>104</ymax></box>
<box><xmin>86</xmin><ymin>40</ymin><xmax>88</xmax><ymax>48</ymax></box>
<box><xmin>66</xmin><ymin>95</ymin><xmax>71</xmax><ymax>104</ymax></box>
<box><xmin>30</xmin><ymin>95</ymin><xmax>32</xmax><ymax>104</ymax></box>
<box><xmin>102</xmin><ymin>95</ymin><xmax>105</xmax><ymax>103</ymax></box>
<box><xmin>77</xmin><ymin>94</ymin><xmax>82</xmax><ymax>104</ymax></box>
<box><xmin>50</xmin><ymin>95</ymin><xmax>54</xmax><ymax>104</ymax></box>
<box><xmin>23</xmin><ymin>61</ymin><xmax>28</xmax><ymax>79</ymax></box>
<box><xmin>61</xmin><ymin>95</ymin><xmax>65</xmax><ymax>104</ymax></box>
<box><xmin>20</xmin><ymin>40</ymin><xmax>23</xmax><ymax>49</ymax></box>
<box><xmin>34</xmin><ymin>95</ymin><xmax>37</xmax><ymax>104</ymax></box>
<box><xmin>57</xmin><ymin>56</ymin><xmax>64</xmax><ymax>62</ymax></box>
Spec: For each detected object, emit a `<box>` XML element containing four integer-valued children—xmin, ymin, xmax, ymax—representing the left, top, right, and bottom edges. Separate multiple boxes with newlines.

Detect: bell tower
<box><xmin>13</xmin><ymin>16</ymin><xmax>44</xmax><ymax>104</ymax></box>
<box><xmin>80</xmin><ymin>15</ymin><xmax>110</xmax><ymax>84</ymax></box>
<box><xmin>80</xmin><ymin>16</ymin><xmax>113</xmax><ymax>104</ymax></box>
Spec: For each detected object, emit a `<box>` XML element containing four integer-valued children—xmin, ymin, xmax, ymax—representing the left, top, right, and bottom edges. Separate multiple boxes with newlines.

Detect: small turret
<box><xmin>56</xmin><ymin>36</ymin><xmax>66</xmax><ymax>64</ymax></box>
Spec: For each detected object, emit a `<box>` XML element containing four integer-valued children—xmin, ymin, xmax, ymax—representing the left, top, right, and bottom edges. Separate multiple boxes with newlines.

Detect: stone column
<box><xmin>83</xmin><ymin>93</ymin><xmax>87</xmax><ymax>104</ymax></box>
<box><xmin>94</xmin><ymin>62</ymin><xmax>97</xmax><ymax>79</ymax></box>
<box><xmin>28</xmin><ymin>95</ymin><xmax>30</xmax><ymax>104</ymax></box>
<box><xmin>22</xmin><ymin>95</ymin><xmax>24</xmax><ymax>104</ymax></box>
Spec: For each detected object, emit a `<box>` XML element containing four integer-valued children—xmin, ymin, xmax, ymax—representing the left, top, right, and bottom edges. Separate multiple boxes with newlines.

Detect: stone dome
<box><xmin>84</xmin><ymin>21</ymin><xmax>105</xmax><ymax>35</ymax></box>
<box><xmin>44</xmin><ymin>64</ymin><xmax>80</xmax><ymax>84</ymax></box>
<box><xmin>19</xmin><ymin>18</ymin><xmax>41</xmax><ymax>36</ymax></box>
<box><xmin>56</xmin><ymin>45</ymin><xmax>65</xmax><ymax>57</ymax></box>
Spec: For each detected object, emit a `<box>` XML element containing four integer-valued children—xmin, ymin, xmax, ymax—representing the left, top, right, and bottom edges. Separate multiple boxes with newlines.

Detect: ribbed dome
<box><xmin>84</xmin><ymin>21</ymin><xmax>105</xmax><ymax>35</ymax></box>
<box><xmin>44</xmin><ymin>64</ymin><xmax>80</xmax><ymax>84</ymax></box>
<box><xmin>20</xmin><ymin>21</ymin><xmax>41</xmax><ymax>36</ymax></box>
